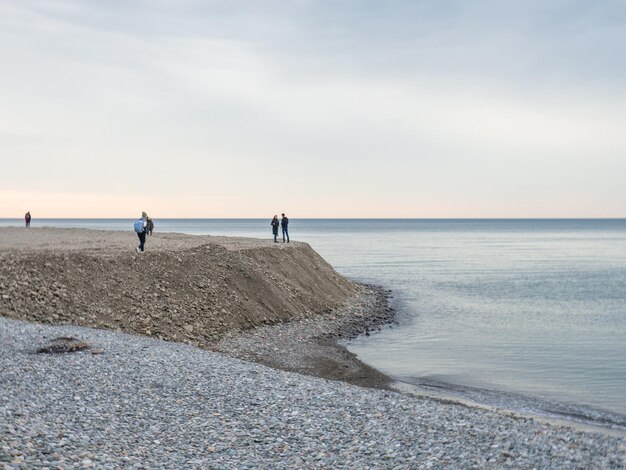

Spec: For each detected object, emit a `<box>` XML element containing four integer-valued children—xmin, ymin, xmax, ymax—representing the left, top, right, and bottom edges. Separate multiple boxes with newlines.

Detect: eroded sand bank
<box><xmin>0</xmin><ymin>227</ymin><xmax>392</xmax><ymax>387</ymax></box>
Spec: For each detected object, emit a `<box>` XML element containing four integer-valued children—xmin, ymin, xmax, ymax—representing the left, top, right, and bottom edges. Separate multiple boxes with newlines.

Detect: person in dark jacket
<box><xmin>281</xmin><ymin>213</ymin><xmax>289</xmax><ymax>243</ymax></box>
<box><xmin>146</xmin><ymin>217</ymin><xmax>154</xmax><ymax>236</ymax></box>
<box><xmin>271</xmin><ymin>215</ymin><xmax>279</xmax><ymax>243</ymax></box>
<box><xmin>24</xmin><ymin>211</ymin><xmax>31</xmax><ymax>228</ymax></box>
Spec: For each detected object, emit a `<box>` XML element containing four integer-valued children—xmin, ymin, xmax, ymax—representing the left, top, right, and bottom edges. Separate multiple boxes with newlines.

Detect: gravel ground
<box><xmin>2</xmin><ymin>318</ymin><xmax>625</xmax><ymax>469</ymax></box>
<box><xmin>0</xmin><ymin>227</ymin><xmax>284</xmax><ymax>253</ymax></box>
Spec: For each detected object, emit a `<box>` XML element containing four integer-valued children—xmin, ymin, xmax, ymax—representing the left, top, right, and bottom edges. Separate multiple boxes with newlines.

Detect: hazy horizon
<box><xmin>2</xmin><ymin>216</ymin><xmax>625</xmax><ymax>221</ymax></box>
<box><xmin>2</xmin><ymin>1</ymin><xmax>625</xmax><ymax>218</ymax></box>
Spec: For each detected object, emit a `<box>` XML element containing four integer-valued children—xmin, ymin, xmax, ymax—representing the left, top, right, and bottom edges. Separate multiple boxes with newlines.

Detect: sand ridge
<box><xmin>0</xmin><ymin>227</ymin><xmax>395</xmax><ymax>387</ymax></box>
<box><xmin>0</xmin><ymin>227</ymin><xmax>356</xmax><ymax>342</ymax></box>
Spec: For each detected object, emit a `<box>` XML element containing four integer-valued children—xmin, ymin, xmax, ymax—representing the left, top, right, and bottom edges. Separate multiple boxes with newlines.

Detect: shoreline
<box><xmin>216</xmin><ymin>282</ymin><xmax>626</xmax><ymax>436</ymax></box>
<box><xmin>213</xmin><ymin>283</ymin><xmax>396</xmax><ymax>390</ymax></box>
<box><xmin>1</xmin><ymin>227</ymin><xmax>626</xmax><ymax>452</ymax></box>
<box><xmin>2</xmin><ymin>227</ymin><xmax>624</xmax><ymax>433</ymax></box>
<box><xmin>1</xmin><ymin>228</ymin><xmax>626</xmax><ymax>466</ymax></box>
<box><xmin>393</xmin><ymin>380</ymin><xmax>626</xmax><ymax>439</ymax></box>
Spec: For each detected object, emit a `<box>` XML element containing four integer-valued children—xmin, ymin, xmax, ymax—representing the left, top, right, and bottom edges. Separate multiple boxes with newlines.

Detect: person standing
<box><xmin>24</xmin><ymin>211</ymin><xmax>31</xmax><ymax>228</ymax></box>
<box><xmin>146</xmin><ymin>217</ymin><xmax>154</xmax><ymax>236</ymax></box>
<box><xmin>271</xmin><ymin>215</ymin><xmax>279</xmax><ymax>243</ymax></box>
<box><xmin>134</xmin><ymin>211</ymin><xmax>148</xmax><ymax>253</ymax></box>
<box><xmin>281</xmin><ymin>213</ymin><xmax>289</xmax><ymax>243</ymax></box>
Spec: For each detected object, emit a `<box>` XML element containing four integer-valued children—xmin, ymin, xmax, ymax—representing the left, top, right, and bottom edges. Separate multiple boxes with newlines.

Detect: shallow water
<box><xmin>2</xmin><ymin>218</ymin><xmax>625</xmax><ymax>428</ymax></box>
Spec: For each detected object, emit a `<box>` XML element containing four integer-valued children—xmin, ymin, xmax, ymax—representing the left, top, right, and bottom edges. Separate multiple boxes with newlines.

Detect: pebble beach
<box><xmin>1</xmin><ymin>228</ymin><xmax>626</xmax><ymax>468</ymax></box>
<box><xmin>2</xmin><ymin>317</ymin><xmax>626</xmax><ymax>469</ymax></box>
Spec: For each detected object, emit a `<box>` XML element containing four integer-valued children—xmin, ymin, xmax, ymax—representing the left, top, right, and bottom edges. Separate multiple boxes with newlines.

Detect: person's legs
<box><xmin>137</xmin><ymin>232</ymin><xmax>146</xmax><ymax>252</ymax></box>
<box><xmin>282</xmin><ymin>227</ymin><xmax>289</xmax><ymax>242</ymax></box>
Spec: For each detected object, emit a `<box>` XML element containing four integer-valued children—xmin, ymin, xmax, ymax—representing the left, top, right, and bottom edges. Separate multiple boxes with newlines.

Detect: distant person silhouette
<box><xmin>271</xmin><ymin>215</ymin><xmax>279</xmax><ymax>243</ymax></box>
<box><xmin>146</xmin><ymin>217</ymin><xmax>154</xmax><ymax>236</ymax></box>
<box><xmin>134</xmin><ymin>211</ymin><xmax>148</xmax><ymax>252</ymax></box>
<box><xmin>24</xmin><ymin>212</ymin><xmax>31</xmax><ymax>228</ymax></box>
<box><xmin>281</xmin><ymin>213</ymin><xmax>289</xmax><ymax>243</ymax></box>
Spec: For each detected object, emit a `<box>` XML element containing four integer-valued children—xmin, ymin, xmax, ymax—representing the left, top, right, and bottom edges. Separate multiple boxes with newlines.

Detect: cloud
<box><xmin>0</xmin><ymin>1</ymin><xmax>625</xmax><ymax>216</ymax></box>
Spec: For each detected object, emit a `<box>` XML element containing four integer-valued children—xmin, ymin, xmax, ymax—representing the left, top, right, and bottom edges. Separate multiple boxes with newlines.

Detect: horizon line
<box><xmin>1</xmin><ymin>217</ymin><xmax>625</xmax><ymax>221</ymax></box>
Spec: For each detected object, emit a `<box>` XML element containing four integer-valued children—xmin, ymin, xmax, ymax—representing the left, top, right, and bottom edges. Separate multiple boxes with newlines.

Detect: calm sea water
<box><xmin>2</xmin><ymin>218</ymin><xmax>625</xmax><ymax>428</ymax></box>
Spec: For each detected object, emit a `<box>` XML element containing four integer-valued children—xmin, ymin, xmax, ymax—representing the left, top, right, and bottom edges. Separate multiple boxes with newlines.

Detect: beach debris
<box><xmin>36</xmin><ymin>336</ymin><xmax>90</xmax><ymax>354</ymax></box>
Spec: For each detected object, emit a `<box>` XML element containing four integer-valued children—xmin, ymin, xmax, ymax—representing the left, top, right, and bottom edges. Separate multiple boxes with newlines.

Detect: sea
<box><xmin>2</xmin><ymin>218</ymin><xmax>625</xmax><ymax>430</ymax></box>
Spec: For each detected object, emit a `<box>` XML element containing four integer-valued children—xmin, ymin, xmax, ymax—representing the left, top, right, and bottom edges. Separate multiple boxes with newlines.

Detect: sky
<box><xmin>1</xmin><ymin>0</ymin><xmax>625</xmax><ymax>218</ymax></box>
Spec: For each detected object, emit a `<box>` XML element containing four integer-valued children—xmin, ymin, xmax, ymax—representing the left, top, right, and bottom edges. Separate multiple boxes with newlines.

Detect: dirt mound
<box><xmin>0</xmin><ymin>229</ymin><xmax>357</xmax><ymax>347</ymax></box>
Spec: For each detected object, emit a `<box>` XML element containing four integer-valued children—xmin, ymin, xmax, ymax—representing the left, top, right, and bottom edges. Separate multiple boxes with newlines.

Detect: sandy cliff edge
<box><xmin>0</xmin><ymin>227</ymin><xmax>393</xmax><ymax>388</ymax></box>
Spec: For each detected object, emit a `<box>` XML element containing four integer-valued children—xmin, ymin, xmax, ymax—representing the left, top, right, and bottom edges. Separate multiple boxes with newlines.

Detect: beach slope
<box><xmin>0</xmin><ymin>227</ymin><xmax>390</xmax><ymax>387</ymax></box>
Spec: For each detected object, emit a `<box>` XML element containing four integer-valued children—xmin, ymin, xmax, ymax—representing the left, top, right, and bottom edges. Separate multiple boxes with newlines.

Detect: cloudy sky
<box><xmin>1</xmin><ymin>1</ymin><xmax>625</xmax><ymax>217</ymax></box>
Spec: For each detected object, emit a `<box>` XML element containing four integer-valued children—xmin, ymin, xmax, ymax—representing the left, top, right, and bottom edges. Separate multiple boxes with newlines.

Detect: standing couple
<box><xmin>271</xmin><ymin>213</ymin><xmax>289</xmax><ymax>243</ymax></box>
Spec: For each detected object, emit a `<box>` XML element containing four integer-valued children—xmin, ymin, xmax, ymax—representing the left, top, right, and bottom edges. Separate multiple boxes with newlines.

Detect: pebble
<box><xmin>1</xmin><ymin>317</ymin><xmax>625</xmax><ymax>469</ymax></box>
